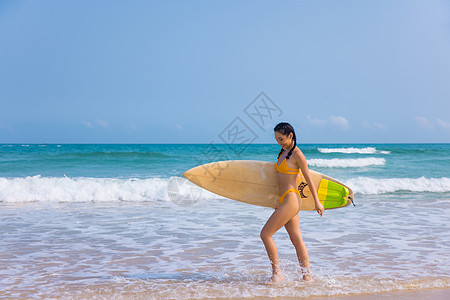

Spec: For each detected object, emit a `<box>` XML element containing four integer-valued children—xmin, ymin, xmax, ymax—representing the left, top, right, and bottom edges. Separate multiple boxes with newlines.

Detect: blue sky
<box><xmin>1</xmin><ymin>0</ymin><xmax>449</xmax><ymax>143</ymax></box>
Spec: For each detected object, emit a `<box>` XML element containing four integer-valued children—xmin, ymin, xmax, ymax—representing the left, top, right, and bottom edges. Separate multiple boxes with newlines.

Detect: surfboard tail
<box><xmin>317</xmin><ymin>179</ymin><xmax>354</xmax><ymax>209</ymax></box>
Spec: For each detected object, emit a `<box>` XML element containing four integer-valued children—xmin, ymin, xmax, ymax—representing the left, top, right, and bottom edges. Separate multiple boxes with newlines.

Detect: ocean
<box><xmin>0</xmin><ymin>143</ymin><xmax>449</xmax><ymax>299</ymax></box>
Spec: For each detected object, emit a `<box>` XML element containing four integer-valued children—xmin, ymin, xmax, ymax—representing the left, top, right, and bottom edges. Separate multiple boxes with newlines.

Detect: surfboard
<box><xmin>183</xmin><ymin>160</ymin><xmax>354</xmax><ymax>210</ymax></box>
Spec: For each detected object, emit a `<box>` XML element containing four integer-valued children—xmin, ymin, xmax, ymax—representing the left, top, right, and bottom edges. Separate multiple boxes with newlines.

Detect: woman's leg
<box><xmin>284</xmin><ymin>213</ymin><xmax>312</xmax><ymax>281</ymax></box>
<box><xmin>260</xmin><ymin>194</ymin><xmax>300</xmax><ymax>283</ymax></box>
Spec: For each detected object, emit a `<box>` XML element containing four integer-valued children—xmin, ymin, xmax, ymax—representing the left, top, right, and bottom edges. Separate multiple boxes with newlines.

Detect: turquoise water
<box><xmin>1</xmin><ymin>143</ymin><xmax>449</xmax><ymax>179</ymax></box>
<box><xmin>0</xmin><ymin>144</ymin><xmax>449</xmax><ymax>298</ymax></box>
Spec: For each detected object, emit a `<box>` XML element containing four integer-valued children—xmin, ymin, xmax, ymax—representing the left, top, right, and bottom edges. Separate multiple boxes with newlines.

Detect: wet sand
<box><xmin>308</xmin><ymin>288</ymin><xmax>450</xmax><ymax>300</ymax></box>
<box><xmin>217</xmin><ymin>288</ymin><xmax>450</xmax><ymax>300</ymax></box>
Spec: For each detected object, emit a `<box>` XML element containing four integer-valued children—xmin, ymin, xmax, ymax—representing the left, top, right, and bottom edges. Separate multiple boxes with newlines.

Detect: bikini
<box><xmin>276</xmin><ymin>148</ymin><xmax>301</xmax><ymax>205</ymax></box>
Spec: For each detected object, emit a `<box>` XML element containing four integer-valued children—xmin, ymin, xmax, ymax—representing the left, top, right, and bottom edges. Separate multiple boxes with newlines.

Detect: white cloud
<box><xmin>414</xmin><ymin>117</ymin><xmax>450</xmax><ymax>132</ymax></box>
<box><xmin>415</xmin><ymin>117</ymin><xmax>434</xmax><ymax>130</ymax></box>
<box><xmin>374</xmin><ymin>122</ymin><xmax>388</xmax><ymax>130</ymax></box>
<box><xmin>0</xmin><ymin>123</ymin><xmax>14</xmax><ymax>132</ymax></box>
<box><xmin>330</xmin><ymin>116</ymin><xmax>350</xmax><ymax>130</ymax></box>
<box><xmin>96</xmin><ymin>119</ymin><xmax>109</xmax><ymax>128</ymax></box>
<box><xmin>82</xmin><ymin>119</ymin><xmax>110</xmax><ymax>129</ymax></box>
<box><xmin>437</xmin><ymin>118</ymin><xmax>450</xmax><ymax>130</ymax></box>
<box><xmin>128</xmin><ymin>123</ymin><xmax>139</xmax><ymax>131</ymax></box>
<box><xmin>306</xmin><ymin>116</ymin><xmax>327</xmax><ymax>127</ymax></box>
<box><xmin>306</xmin><ymin>115</ymin><xmax>351</xmax><ymax>130</ymax></box>
<box><xmin>363</xmin><ymin>121</ymin><xmax>388</xmax><ymax>131</ymax></box>
<box><xmin>82</xmin><ymin>121</ymin><xmax>94</xmax><ymax>128</ymax></box>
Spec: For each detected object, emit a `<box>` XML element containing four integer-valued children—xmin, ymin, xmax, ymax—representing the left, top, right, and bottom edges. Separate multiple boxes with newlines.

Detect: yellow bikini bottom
<box><xmin>278</xmin><ymin>188</ymin><xmax>300</xmax><ymax>205</ymax></box>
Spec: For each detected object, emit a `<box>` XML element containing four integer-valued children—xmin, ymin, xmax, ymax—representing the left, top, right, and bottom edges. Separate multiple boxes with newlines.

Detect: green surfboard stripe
<box><xmin>318</xmin><ymin>179</ymin><xmax>349</xmax><ymax>209</ymax></box>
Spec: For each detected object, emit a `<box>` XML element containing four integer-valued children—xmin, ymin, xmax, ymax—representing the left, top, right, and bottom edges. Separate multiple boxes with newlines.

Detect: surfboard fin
<box><xmin>348</xmin><ymin>196</ymin><xmax>356</xmax><ymax>206</ymax></box>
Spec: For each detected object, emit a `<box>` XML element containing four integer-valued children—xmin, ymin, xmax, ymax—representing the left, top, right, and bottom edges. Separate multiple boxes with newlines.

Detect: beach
<box><xmin>0</xmin><ymin>144</ymin><xmax>449</xmax><ymax>299</ymax></box>
<box><xmin>3</xmin><ymin>0</ymin><xmax>450</xmax><ymax>298</ymax></box>
<box><xmin>313</xmin><ymin>288</ymin><xmax>450</xmax><ymax>300</ymax></box>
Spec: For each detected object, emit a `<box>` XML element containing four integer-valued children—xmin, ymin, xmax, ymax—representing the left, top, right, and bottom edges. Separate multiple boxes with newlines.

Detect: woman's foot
<box><xmin>265</xmin><ymin>272</ymin><xmax>284</xmax><ymax>285</ymax></box>
<box><xmin>301</xmin><ymin>268</ymin><xmax>313</xmax><ymax>282</ymax></box>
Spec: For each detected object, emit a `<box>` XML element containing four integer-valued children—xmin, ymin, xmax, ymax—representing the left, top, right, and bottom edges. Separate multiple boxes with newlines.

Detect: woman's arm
<box><xmin>295</xmin><ymin>150</ymin><xmax>324</xmax><ymax>217</ymax></box>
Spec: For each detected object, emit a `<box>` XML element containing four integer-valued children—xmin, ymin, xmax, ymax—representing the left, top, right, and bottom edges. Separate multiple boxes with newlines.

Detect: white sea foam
<box><xmin>345</xmin><ymin>176</ymin><xmax>450</xmax><ymax>195</ymax></box>
<box><xmin>318</xmin><ymin>147</ymin><xmax>390</xmax><ymax>154</ymax></box>
<box><xmin>308</xmin><ymin>158</ymin><xmax>386</xmax><ymax>168</ymax></box>
<box><xmin>2</xmin><ymin>175</ymin><xmax>448</xmax><ymax>203</ymax></box>
<box><xmin>0</xmin><ymin>176</ymin><xmax>216</xmax><ymax>203</ymax></box>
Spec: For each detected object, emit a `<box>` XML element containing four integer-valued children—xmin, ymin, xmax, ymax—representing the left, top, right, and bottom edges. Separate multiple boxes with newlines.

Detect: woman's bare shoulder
<box><xmin>292</xmin><ymin>147</ymin><xmax>307</xmax><ymax>163</ymax></box>
<box><xmin>292</xmin><ymin>146</ymin><xmax>304</xmax><ymax>156</ymax></box>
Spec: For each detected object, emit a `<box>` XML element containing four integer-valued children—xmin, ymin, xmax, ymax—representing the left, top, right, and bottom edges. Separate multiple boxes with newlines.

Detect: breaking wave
<box><xmin>308</xmin><ymin>158</ymin><xmax>386</xmax><ymax>168</ymax></box>
<box><xmin>318</xmin><ymin>147</ymin><xmax>390</xmax><ymax>154</ymax></box>
<box><xmin>0</xmin><ymin>176</ymin><xmax>215</xmax><ymax>203</ymax></box>
<box><xmin>344</xmin><ymin>176</ymin><xmax>450</xmax><ymax>195</ymax></box>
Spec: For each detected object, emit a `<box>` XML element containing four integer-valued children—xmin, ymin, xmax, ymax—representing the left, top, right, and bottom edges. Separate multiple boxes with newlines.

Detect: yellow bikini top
<box><xmin>276</xmin><ymin>147</ymin><xmax>301</xmax><ymax>175</ymax></box>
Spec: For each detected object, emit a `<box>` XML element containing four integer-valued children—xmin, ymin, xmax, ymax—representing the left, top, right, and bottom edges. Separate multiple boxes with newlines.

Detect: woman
<box><xmin>260</xmin><ymin>122</ymin><xmax>324</xmax><ymax>284</ymax></box>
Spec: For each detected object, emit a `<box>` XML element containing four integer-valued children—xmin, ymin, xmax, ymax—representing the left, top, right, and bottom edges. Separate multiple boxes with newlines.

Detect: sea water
<box><xmin>0</xmin><ymin>144</ymin><xmax>449</xmax><ymax>299</ymax></box>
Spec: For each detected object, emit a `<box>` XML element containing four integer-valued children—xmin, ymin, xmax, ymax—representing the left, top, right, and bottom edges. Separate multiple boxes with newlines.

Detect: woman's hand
<box><xmin>315</xmin><ymin>202</ymin><xmax>324</xmax><ymax>217</ymax></box>
<box><xmin>294</xmin><ymin>149</ymin><xmax>325</xmax><ymax>217</ymax></box>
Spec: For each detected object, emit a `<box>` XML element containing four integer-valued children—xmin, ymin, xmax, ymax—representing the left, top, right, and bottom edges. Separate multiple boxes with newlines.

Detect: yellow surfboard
<box><xmin>183</xmin><ymin>160</ymin><xmax>354</xmax><ymax>210</ymax></box>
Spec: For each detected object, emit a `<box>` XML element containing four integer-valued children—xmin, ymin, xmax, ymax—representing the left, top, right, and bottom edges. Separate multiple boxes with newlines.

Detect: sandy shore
<box><xmin>308</xmin><ymin>288</ymin><xmax>450</xmax><ymax>300</ymax></box>
<box><xmin>207</xmin><ymin>288</ymin><xmax>450</xmax><ymax>300</ymax></box>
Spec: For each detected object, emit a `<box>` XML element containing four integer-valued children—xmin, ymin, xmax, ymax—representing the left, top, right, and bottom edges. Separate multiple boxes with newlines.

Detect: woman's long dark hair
<box><xmin>274</xmin><ymin>122</ymin><xmax>297</xmax><ymax>160</ymax></box>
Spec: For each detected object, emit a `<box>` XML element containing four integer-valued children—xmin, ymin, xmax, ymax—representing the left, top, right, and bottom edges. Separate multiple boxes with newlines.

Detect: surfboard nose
<box><xmin>182</xmin><ymin>169</ymin><xmax>201</xmax><ymax>187</ymax></box>
<box><xmin>182</xmin><ymin>167</ymin><xmax>197</xmax><ymax>181</ymax></box>
<box><xmin>182</xmin><ymin>170</ymin><xmax>192</xmax><ymax>181</ymax></box>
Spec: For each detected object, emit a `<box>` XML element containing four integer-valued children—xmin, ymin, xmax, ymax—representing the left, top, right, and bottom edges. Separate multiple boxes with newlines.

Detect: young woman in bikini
<box><xmin>260</xmin><ymin>122</ymin><xmax>324</xmax><ymax>284</ymax></box>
